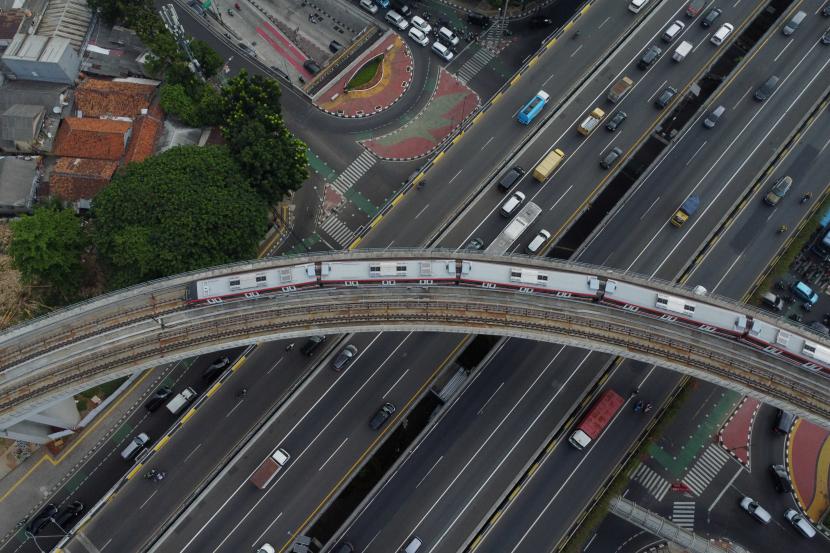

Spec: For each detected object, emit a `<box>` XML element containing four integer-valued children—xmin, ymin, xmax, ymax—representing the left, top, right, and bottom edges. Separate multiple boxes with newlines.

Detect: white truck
<box><xmin>485</xmin><ymin>202</ymin><xmax>543</xmax><ymax>255</ymax></box>
<box><xmin>165</xmin><ymin>387</ymin><xmax>197</xmax><ymax>415</ymax></box>
<box><xmin>250</xmin><ymin>447</ymin><xmax>290</xmax><ymax>489</ymax></box>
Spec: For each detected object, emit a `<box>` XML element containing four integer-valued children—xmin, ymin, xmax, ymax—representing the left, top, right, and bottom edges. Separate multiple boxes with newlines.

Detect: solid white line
<box><xmin>101</xmin><ymin>538</ymin><xmax>113</xmax><ymax>551</ymax></box>
<box><xmin>733</xmin><ymin>87</ymin><xmax>752</xmax><ymax>109</ymax></box>
<box><xmin>583</xmin><ymin>533</ymin><xmax>598</xmax><ymax>550</ymax></box>
<box><xmin>773</xmin><ymin>40</ymin><xmax>793</xmax><ymax>63</ymax></box>
<box><xmin>319</xmin><ymin>438</ymin><xmax>349</xmax><ymax>471</ymax></box>
<box><xmin>477</xmin><ymin>382</ymin><xmax>504</xmax><ymax>415</ymax></box>
<box><xmin>224</xmin><ymin>400</ymin><xmax>243</xmax><ymax>418</ymax></box>
<box><xmin>548</xmin><ymin>185</ymin><xmax>574</xmax><ymax>211</ymax></box>
<box><xmin>712</xmin><ymin>253</ymin><xmax>742</xmax><ymax>292</ymax></box>
<box><xmin>182</xmin><ymin>443</ymin><xmax>203</xmax><ymax>464</ymax></box>
<box><xmin>819</xmin><ymin>134</ymin><xmax>830</xmax><ymax>155</ymax></box>
<box><xmin>597</xmin><ymin>16</ymin><xmax>611</xmax><ymax>29</ymax></box>
<box><xmin>542</xmin><ymin>73</ymin><xmax>557</xmax><ymax>87</ymax></box>
<box><xmin>139</xmin><ymin>490</ymin><xmax>158</xmax><ymax>510</ymax></box>
<box><xmin>383</xmin><ymin>369</ymin><xmax>409</xmax><ymax>397</ymax></box>
<box><xmin>570</xmin><ymin>44</ymin><xmax>583</xmax><ymax>57</ymax></box>
<box><xmin>449</xmin><ymin>169</ymin><xmax>463</xmax><ymax>184</ymax></box>
<box><xmin>251</xmin><ymin>512</ymin><xmax>282</xmax><ymax>548</ymax></box>
<box><xmin>416</xmin><ymin>456</ymin><xmax>444</xmax><ymax>489</ymax></box>
<box><xmin>413</xmin><ymin>204</ymin><xmax>430</xmax><ymax>220</ymax></box>
<box><xmin>266</xmin><ymin>357</ymin><xmax>282</xmax><ymax>375</ymax></box>
<box><xmin>482</xmin><ymin>136</ymin><xmax>496</xmax><ymax>150</ymax></box>
<box><xmin>708</xmin><ymin>465</ymin><xmax>743</xmax><ymax>512</ymax></box>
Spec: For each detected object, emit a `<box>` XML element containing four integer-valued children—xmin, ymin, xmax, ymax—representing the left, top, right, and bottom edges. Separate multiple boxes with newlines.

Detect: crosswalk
<box><xmin>456</xmin><ymin>48</ymin><xmax>495</xmax><ymax>84</ymax></box>
<box><xmin>630</xmin><ymin>462</ymin><xmax>671</xmax><ymax>501</ymax></box>
<box><xmin>681</xmin><ymin>444</ymin><xmax>731</xmax><ymax>496</ymax></box>
<box><xmin>671</xmin><ymin>501</ymin><xmax>695</xmax><ymax>530</ymax></box>
<box><xmin>330</xmin><ymin>150</ymin><xmax>376</xmax><ymax>196</ymax></box>
<box><xmin>319</xmin><ymin>214</ymin><xmax>355</xmax><ymax>248</ymax></box>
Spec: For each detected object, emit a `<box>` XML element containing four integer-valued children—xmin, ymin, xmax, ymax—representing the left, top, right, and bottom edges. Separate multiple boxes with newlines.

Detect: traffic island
<box><xmin>788</xmin><ymin>419</ymin><xmax>830</xmax><ymax>530</ymax></box>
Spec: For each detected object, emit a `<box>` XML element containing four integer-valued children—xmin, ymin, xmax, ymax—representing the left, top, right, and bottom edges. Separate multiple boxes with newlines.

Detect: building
<box><xmin>1</xmin><ymin>34</ymin><xmax>80</xmax><ymax>84</ymax></box>
<box><xmin>0</xmin><ymin>156</ymin><xmax>38</xmax><ymax>215</ymax></box>
<box><xmin>52</xmin><ymin>117</ymin><xmax>131</xmax><ymax>160</ymax></box>
<box><xmin>0</xmin><ymin>103</ymin><xmax>45</xmax><ymax>152</ymax></box>
<box><xmin>50</xmin><ymin>157</ymin><xmax>118</xmax><ymax>201</ymax></box>
<box><xmin>74</xmin><ymin>78</ymin><xmax>156</xmax><ymax>119</ymax></box>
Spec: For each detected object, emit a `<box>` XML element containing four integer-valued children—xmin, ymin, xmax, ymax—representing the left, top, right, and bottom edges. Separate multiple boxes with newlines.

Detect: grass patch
<box><xmin>346</xmin><ymin>56</ymin><xmax>382</xmax><ymax>90</ymax></box>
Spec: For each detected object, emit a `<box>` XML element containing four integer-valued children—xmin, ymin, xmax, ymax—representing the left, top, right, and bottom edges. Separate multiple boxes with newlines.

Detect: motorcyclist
<box><xmin>237</xmin><ymin>387</ymin><xmax>248</xmax><ymax>398</ymax></box>
<box><xmin>778</xmin><ymin>224</ymin><xmax>788</xmax><ymax>234</ymax></box>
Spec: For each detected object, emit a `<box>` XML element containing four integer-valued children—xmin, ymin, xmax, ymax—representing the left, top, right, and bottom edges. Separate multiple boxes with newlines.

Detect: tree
<box><xmin>221</xmin><ymin>71</ymin><xmax>308</xmax><ymax>204</ymax></box>
<box><xmin>190</xmin><ymin>39</ymin><xmax>224</xmax><ymax>79</ymax></box>
<box><xmin>9</xmin><ymin>205</ymin><xmax>86</xmax><ymax>301</ymax></box>
<box><xmin>85</xmin><ymin>0</ymin><xmax>155</xmax><ymax>26</ymax></box>
<box><xmin>93</xmin><ymin>146</ymin><xmax>268</xmax><ymax>288</ymax></box>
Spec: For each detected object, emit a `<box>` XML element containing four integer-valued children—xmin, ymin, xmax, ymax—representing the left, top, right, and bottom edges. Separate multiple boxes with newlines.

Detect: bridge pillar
<box><xmin>0</xmin><ymin>398</ymin><xmax>80</xmax><ymax>444</ymax></box>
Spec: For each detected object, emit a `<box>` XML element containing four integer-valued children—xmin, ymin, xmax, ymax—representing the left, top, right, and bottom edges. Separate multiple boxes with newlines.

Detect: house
<box><xmin>52</xmin><ymin>117</ymin><xmax>131</xmax><ymax>160</ymax></box>
<box><xmin>74</xmin><ymin>78</ymin><xmax>156</xmax><ymax>119</ymax></box>
<box><xmin>1</xmin><ymin>34</ymin><xmax>80</xmax><ymax>85</ymax></box>
<box><xmin>0</xmin><ymin>156</ymin><xmax>38</xmax><ymax>216</ymax></box>
<box><xmin>0</xmin><ymin>104</ymin><xmax>46</xmax><ymax>152</ymax></box>
<box><xmin>50</xmin><ymin>157</ymin><xmax>118</xmax><ymax>201</ymax></box>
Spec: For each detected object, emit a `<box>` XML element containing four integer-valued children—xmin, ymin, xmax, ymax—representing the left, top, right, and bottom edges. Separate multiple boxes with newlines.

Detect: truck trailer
<box><xmin>577</xmin><ymin>107</ymin><xmax>606</xmax><ymax>136</ymax></box>
<box><xmin>607</xmin><ymin>76</ymin><xmax>634</xmax><ymax>102</ymax></box>
<box><xmin>568</xmin><ymin>390</ymin><xmax>625</xmax><ymax>450</ymax></box>
<box><xmin>533</xmin><ymin>148</ymin><xmax>566</xmax><ymax>182</ymax></box>
<box><xmin>250</xmin><ymin>447</ymin><xmax>290</xmax><ymax>489</ymax></box>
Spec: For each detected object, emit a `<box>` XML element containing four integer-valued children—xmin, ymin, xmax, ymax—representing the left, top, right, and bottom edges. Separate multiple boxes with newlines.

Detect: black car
<box><xmin>54</xmin><ymin>501</ymin><xmax>85</xmax><ymax>529</ymax></box>
<box><xmin>822</xmin><ymin>27</ymin><xmax>830</xmax><ymax>45</ymax></box>
<box><xmin>203</xmin><ymin>356</ymin><xmax>231</xmax><ymax>381</ymax></box>
<box><xmin>599</xmin><ymin>147</ymin><xmax>623</xmax><ymax>170</ymax></box>
<box><xmin>332</xmin><ymin>344</ymin><xmax>358</xmax><ymax>371</ymax></box>
<box><xmin>303</xmin><ymin>59</ymin><xmax>321</xmax><ymax>75</ymax></box>
<box><xmin>770</xmin><ymin>464</ymin><xmax>792</xmax><ymax>492</ymax></box>
<box><xmin>145</xmin><ymin>386</ymin><xmax>173</xmax><ymax>412</ymax></box>
<box><xmin>655</xmin><ymin>86</ymin><xmax>678</xmax><ymax>109</ymax></box>
<box><xmin>369</xmin><ymin>402</ymin><xmax>396</xmax><ymax>430</ymax></box>
<box><xmin>464</xmin><ymin>237</ymin><xmax>485</xmax><ymax>250</ymax></box>
<box><xmin>394</xmin><ymin>3</ymin><xmax>412</xmax><ymax>16</ymax></box>
<box><xmin>822</xmin><ymin>3</ymin><xmax>830</xmax><ymax>16</ymax></box>
<box><xmin>329</xmin><ymin>40</ymin><xmax>344</xmax><ymax>53</ymax></box>
<box><xmin>529</xmin><ymin>15</ymin><xmax>554</xmax><ymax>28</ymax></box>
<box><xmin>467</xmin><ymin>13</ymin><xmax>491</xmax><ymax>27</ymax></box>
<box><xmin>497</xmin><ymin>166</ymin><xmax>525</xmax><ymax>192</ymax></box>
<box><xmin>301</xmin><ymin>335</ymin><xmax>327</xmax><ymax>356</ymax></box>
<box><xmin>638</xmin><ymin>45</ymin><xmax>662</xmax><ymax>69</ymax></box>
<box><xmin>605</xmin><ymin>111</ymin><xmax>627</xmax><ymax>131</ymax></box>
<box><xmin>26</xmin><ymin>504</ymin><xmax>57</xmax><ymax>535</ymax></box>
<box><xmin>700</xmin><ymin>7</ymin><xmax>722</xmax><ymax>27</ymax></box>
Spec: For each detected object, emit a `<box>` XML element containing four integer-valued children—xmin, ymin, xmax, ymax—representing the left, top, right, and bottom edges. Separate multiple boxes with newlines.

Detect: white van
<box><xmin>360</xmin><ymin>0</ymin><xmax>378</xmax><ymax>14</ymax></box>
<box><xmin>672</xmin><ymin>40</ymin><xmax>692</xmax><ymax>62</ymax></box>
<box><xmin>662</xmin><ymin>20</ymin><xmax>685</xmax><ymax>43</ymax></box>
<box><xmin>166</xmin><ymin>387</ymin><xmax>197</xmax><ymax>415</ymax></box>
<box><xmin>431</xmin><ymin>41</ymin><xmax>454</xmax><ymax>61</ymax></box>
<box><xmin>527</xmin><ymin>230</ymin><xmax>551</xmax><ymax>254</ymax></box>
<box><xmin>402</xmin><ymin>537</ymin><xmax>422</xmax><ymax>553</ymax></box>
<box><xmin>710</xmin><ymin>23</ymin><xmax>734</xmax><ymax>45</ymax></box>
<box><xmin>121</xmin><ymin>433</ymin><xmax>149</xmax><ymax>461</ymax></box>
<box><xmin>500</xmin><ymin>191</ymin><xmax>525</xmax><ymax>216</ymax></box>
<box><xmin>628</xmin><ymin>0</ymin><xmax>649</xmax><ymax>13</ymax></box>
<box><xmin>782</xmin><ymin>10</ymin><xmax>806</xmax><ymax>36</ymax></box>
<box><xmin>386</xmin><ymin>10</ymin><xmax>409</xmax><ymax>30</ymax></box>
<box><xmin>437</xmin><ymin>26</ymin><xmax>459</xmax><ymax>46</ymax></box>
<box><xmin>703</xmin><ymin>105</ymin><xmax>725</xmax><ymax>128</ymax></box>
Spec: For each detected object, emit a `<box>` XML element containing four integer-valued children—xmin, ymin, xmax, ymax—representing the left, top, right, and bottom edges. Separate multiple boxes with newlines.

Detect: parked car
<box><xmin>605</xmin><ymin>111</ymin><xmax>627</xmax><ymax>131</ymax></box>
<box><xmin>369</xmin><ymin>402</ymin><xmax>396</xmax><ymax>430</ymax></box>
<box><xmin>410</xmin><ymin>15</ymin><xmax>432</xmax><ymax>34</ymax></box>
<box><xmin>303</xmin><ymin>59</ymin><xmax>321</xmax><ymax>75</ymax></box>
<box><xmin>54</xmin><ymin>501</ymin><xmax>85</xmax><ymax>528</ymax></box>
<box><xmin>701</xmin><ymin>7</ymin><xmax>722</xmax><ymax>27</ymax></box>
<box><xmin>359</xmin><ymin>0</ymin><xmax>378</xmax><ymax>14</ymax></box>
<box><xmin>408</xmin><ymin>27</ymin><xmax>429</xmax><ymax>46</ymax></box>
<box><xmin>770</xmin><ymin>464</ymin><xmax>792</xmax><ymax>492</ymax></box>
<box><xmin>784</xmin><ymin>508</ymin><xmax>816</xmax><ymax>538</ymax></box>
<box><xmin>332</xmin><ymin>344</ymin><xmax>358</xmax><ymax>371</ymax></box>
<box><xmin>145</xmin><ymin>386</ymin><xmax>174</xmax><ymax>412</ymax></box>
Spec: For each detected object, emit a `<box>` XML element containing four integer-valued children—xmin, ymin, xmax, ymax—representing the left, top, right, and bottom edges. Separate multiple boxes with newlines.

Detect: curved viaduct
<box><xmin>1</xmin><ymin>250</ymin><xmax>829</xmax><ymax>430</ymax></box>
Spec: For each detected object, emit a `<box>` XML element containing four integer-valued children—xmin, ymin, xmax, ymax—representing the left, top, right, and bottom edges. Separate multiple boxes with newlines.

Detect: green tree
<box><xmin>159</xmin><ymin>83</ymin><xmax>199</xmax><ymax>126</ymax></box>
<box><xmin>190</xmin><ymin>39</ymin><xmax>224</xmax><ymax>79</ymax></box>
<box><xmin>93</xmin><ymin>146</ymin><xmax>268</xmax><ymax>288</ymax></box>
<box><xmin>221</xmin><ymin>70</ymin><xmax>308</xmax><ymax>204</ymax></box>
<box><xmin>9</xmin><ymin>205</ymin><xmax>86</xmax><ymax>301</ymax></box>
<box><xmin>85</xmin><ymin>0</ymin><xmax>155</xmax><ymax>26</ymax></box>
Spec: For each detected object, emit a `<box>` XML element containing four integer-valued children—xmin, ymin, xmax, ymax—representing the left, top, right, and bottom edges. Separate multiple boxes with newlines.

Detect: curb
<box><xmin>717</xmin><ymin>396</ymin><xmax>756</xmax><ymax>467</ymax></box>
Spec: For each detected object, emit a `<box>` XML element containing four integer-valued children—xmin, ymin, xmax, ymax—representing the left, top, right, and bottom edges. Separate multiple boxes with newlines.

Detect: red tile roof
<box><xmin>51</xmin><ymin>158</ymin><xmax>118</xmax><ymax>201</ymax></box>
<box><xmin>124</xmin><ymin>103</ymin><xmax>163</xmax><ymax>164</ymax></box>
<box><xmin>75</xmin><ymin>78</ymin><xmax>157</xmax><ymax>119</ymax></box>
<box><xmin>53</xmin><ymin>118</ymin><xmax>131</xmax><ymax>161</ymax></box>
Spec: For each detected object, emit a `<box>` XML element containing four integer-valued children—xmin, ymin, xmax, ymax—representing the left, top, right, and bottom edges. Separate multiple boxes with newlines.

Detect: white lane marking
<box><xmin>319</xmin><ymin>438</ymin><xmax>349</xmax><ymax>471</ymax></box>
<box><xmin>733</xmin><ymin>87</ymin><xmax>753</xmax><ymax>109</ymax></box>
<box><xmin>542</xmin><ymin>73</ymin><xmax>557</xmax><ymax>87</ymax></box>
<box><xmin>413</xmin><ymin>204</ymin><xmax>430</xmax><ymax>220</ymax></box>
<box><xmin>707</xmin><ymin>465</ymin><xmax>743</xmax><ymax>513</ymax></box>
<box><xmin>101</xmin><ymin>538</ymin><xmax>113</xmax><ymax>551</ymax></box>
<box><xmin>386</xmin><ymin>240</ymin><xmax>395</xmax><ymax>249</ymax></box>
<box><xmin>449</xmin><ymin>169</ymin><xmax>463</xmax><ymax>183</ymax></box>
<box><xmin>477</xmin><ymin>382</ymin><xmax>504</xmax><ymax>415</ymax></box>
<box><xmin>819</xmin><ymin>134</ymin><xmax>830</xmax><ymax>155</ymax></box>
<box><xmin>773</xmin><ymin>39</ymin><xmax>793</xmax><ymax>62</ymax></box>
<box><xmin>570</xmin><ymin>44</ymin><xmax>583</xmax><ymax>57</ymax></box>
<box><xmin>696</xmin><ymin>35</ymin><xmax>710</xmax><ymax>49</ymax></box>
<box><xmin>482</xmin><ymin>136</ymin><xmax>495</xmax><ymax>150</ymax></box>
<box><xmin>422</xmin><ymin>350</ymin><xmax>594</xmax><ymax>553</ymax></box>
<box><xmin>182</xmin><ymin>443</ymin><xmax>203</xmax><ymax>464</ymax></box>
<box><xmin>733</xmin><ymin>0</ymin><xmax>741</xmax><ymax>7</ymax></box>
<box><xmin>649</xmin><ymin>80</ymin><xmax>669</xmax><ymax>103</ymax></box>
<box><xmin>598</xmin><ymin>16</ymin><xmax>611</xmax><ymax>29</ymax></box>
<box><xmin>225</xmin><ymin>400</ymin><xmax>243</xmax><ymax>418</ymax></box>
<box><xmin>712</xmin><ymin>253</ymin><xmax>743</xmax><ymax>293</ymax></box>
<box><xmin>416</xmin><ymin>456</ymin><xmax>444</xmax><ymax>489</ymax></box>
<box><xmin>640</xmin><ymin>196</ymin><xmax>661</xmax><ymax>220</ymax></box>
<box><xmin>548</xmin><ymin>185</ymin><xmax>574</xmax><ymax>211</ymax></box>
<box><xmin>383</xmin><ymin>369</ymin><xmax>409</xmax><ymax>397</ymax></box>
<box><xmin>251</xmin><ymin>512</ymin><xmax>282</xmax><ymax>548</ymax></box>
<box><xmin>685</xmin><ymin>141</ymin><xmax>707</xmax><ymax>166</ymax></box>
<box><xmin>139</xmin><ymin>490</ymin><xmax>158</xmax><ymax>510</ymax></box>
<box><xmin>265</xmin><ymin>357</ymin><xmax>282</xmax><ymax>375</ymax></box>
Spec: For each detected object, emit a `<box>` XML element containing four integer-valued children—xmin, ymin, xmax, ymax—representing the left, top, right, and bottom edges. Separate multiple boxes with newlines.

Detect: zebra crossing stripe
<box><xmin>330</xmin><ymin>151</ymin><xmax>377</xmax><ymax>195</ymax></box>
<box><xmin>319</xmin><ymin>214</ymin><xmax>354</xmax><ymax>247</ymax></box>
<box><xmin>630</xmin><ymin>463</ymin><xmax>671</xmax><ymax>501</ymax></box>
<box><xmin>681</xmin><ymin>444</ymin><xmax>731</xmax><ymax>496</ymax></box>
<box><xmin>456</xmin><ymin>48</ymin><xmax>495</xmax><ymax>83</ymax></box>
<box><xmin>671</xmin><ymin>501</ymin><xmax>695</xmax><ymax>530</ymax></box>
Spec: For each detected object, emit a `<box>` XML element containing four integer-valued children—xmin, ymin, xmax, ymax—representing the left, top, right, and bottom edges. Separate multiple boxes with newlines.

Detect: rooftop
<box><xmin>52</xmin><ymin>117</ymin><xmax>131</xmax><ymax>160</ymax></box>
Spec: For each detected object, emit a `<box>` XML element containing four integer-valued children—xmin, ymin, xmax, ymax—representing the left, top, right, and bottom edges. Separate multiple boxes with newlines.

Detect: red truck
<box><xmin>568</xmin><ymin>390</ymin><xmax>625</xmax><ymax>450</ymax></box>
<box><xmin>250</xmin><ymin>447</ymin><xmax>290</xmax><ymax>489</ymax></box>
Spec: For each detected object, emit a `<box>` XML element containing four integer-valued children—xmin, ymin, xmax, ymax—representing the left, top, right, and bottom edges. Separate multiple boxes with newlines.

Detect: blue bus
<box><xmin>517</xmin><ymin>90</ymin><xmax>550</xmax><ymax>124</ymax></box>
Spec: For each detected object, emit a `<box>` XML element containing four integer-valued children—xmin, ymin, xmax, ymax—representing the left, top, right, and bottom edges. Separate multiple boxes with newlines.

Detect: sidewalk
<box><xmin>0</xmin><ymin>366</ymin><xmax>167</xmax><ymax>540</ymax></box>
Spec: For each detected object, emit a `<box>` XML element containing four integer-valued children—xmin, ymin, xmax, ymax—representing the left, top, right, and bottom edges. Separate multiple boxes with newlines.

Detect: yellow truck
<box><xmin>533</xmin><ymin>148</ymin><xmax>565</xmax><ymax>182</ymax></box>
<box><xmin>577</xmin><ymin>107</ymin><xmax>606</xmax><ymax>136</ymax></box>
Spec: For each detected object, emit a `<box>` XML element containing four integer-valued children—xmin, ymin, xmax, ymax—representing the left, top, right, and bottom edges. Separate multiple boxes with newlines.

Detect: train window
<box><xmin>278</xmin><ymin>268</ymin><xmax>291</xmax><ymax>282</ymax></box>
<box><xmin>256</xmin><ymin>274</ymin><xmax>268</xmax><ymax>283</ymax></box>
<box><xmin>229</xmin><ymin>278</ymin><xmax>241</xmax><ymax>288</ymax></box>
<box><xmin>538</xmin><ymin>274</ymin><xmax>548</xmax><ymax>282</ymax></box>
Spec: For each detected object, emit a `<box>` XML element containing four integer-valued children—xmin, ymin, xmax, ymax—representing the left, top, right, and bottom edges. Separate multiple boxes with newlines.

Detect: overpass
<box><xmin>1</xmin><ymin>250</ymin><xmax>829</xmax><ymax>440</ymax></box>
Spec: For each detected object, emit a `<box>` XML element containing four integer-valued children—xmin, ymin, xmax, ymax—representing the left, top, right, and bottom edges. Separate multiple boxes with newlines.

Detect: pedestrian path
<box><xmin>671</xmin><ymin>501</ymin><xmax>695</xmax><ymax>530</ymax></box>
<box><xmin>630</xmin><ymin>462</ymin><xmax>671</xmax><ymax>501</ymax></box>
<box><xmin>319</xmin><ymin>214</ymin><xmax>355</xmax><ymax>248</ymax></box>
<box><xmin>455</xmin><ymin>48</ymin><xmax>495</xmax><ymax>84</ymax></box>
<box><xmin>681</xmin><ymin>443</ymin><xmax>732</xmax><ymax>496</ymax></box>
<box><xmin>330</xmin><ymin>150</ymin><xmax>377</xmax><ymax>195</ymax></box>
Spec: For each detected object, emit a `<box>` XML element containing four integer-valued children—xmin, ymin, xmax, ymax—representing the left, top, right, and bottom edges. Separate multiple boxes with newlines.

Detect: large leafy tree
<box><xmin>9</xmin><ymin>204</ymin><xmax>86</xmax><ymax>301</ymax></box>
<box><xmin>221</xmin><ymin>70</ymin><xmax>308</xmax><ymax>204</ymax></box>
<box><xmin>93</xmin><ymin>146</ymin><xmax>268</xmax><ymax>288</ymax></box>
<box><xmin>190</xmin><ymin>39</ymin><xmax>224</xmax><ymax>79</ymax></box>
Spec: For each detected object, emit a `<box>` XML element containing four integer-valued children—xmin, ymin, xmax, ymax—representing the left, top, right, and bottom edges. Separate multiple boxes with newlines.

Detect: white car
<box><xmin>385</xmin><ymin>10</ymin><xmax>409</xmax><ymax>31</ymax></box>
<box><xmin>410</xmin><ymin>15</ymin><xmax>432</xmax><ymax>35</ymax></box>
<box><xmin>739</xmin><ymin>497</ymin><xmax>771</xmax><ymax>524</ymax></box>
<box><xmin>408</xmin><ymin>27</ymin><xmax>429</xmax><ymax>46</ymax></box>
<box><xmin>437</xmin><ymin>26</ymin><xmax>459</xmax><ymax>46</ymax></box>
<box><xmin>257</xmin><ymin>545</ymin><xmax>276</xmax><ymax>553</ymax></box>
<box><xmin>359</xmin><ymin>0</ymin><xmax>378</xmax><ymax>14</ymax></box>
<box><xmin>710</xmin><ymin>23</ymin><xmax>734</xmax><ymax>45</ymax></box>
<box><xmin>784</xmin><ymin>508</ymin><xmax>816</xmax><ymax>538</ymax></box>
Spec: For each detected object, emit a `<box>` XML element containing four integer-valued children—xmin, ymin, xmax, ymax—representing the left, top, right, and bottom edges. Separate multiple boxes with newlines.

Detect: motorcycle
<box><xmin>633</xmin><ymin>400</ymin><xmax>644</xmax><ymax>413</ymax></box>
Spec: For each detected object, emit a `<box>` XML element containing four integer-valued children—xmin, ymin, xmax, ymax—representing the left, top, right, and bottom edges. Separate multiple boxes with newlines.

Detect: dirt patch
<box><xmin>0</xmin><ymin>222</ymin><xmax>35</xmax><ymax>330</ymax></box>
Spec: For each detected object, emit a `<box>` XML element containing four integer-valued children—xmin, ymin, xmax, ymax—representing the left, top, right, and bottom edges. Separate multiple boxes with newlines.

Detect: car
<box><xmin>54</xmin><ymin>500</ymin><xmax>85</xmax><ymax>528</ymax></box>
<box><xmin>655</xmin><ymin>86</ymin><xmax>678</xmax><ymax>108</ymax></box>
<box><xmin>517</xmin><ymin>91</ymin><xmax>550</xmax><ymax>124</ymax></box>
<box><xmin>662</xmin><ymin>20</ymin><xmax>686</xmax><ymax>42</ymax></box>
<box><xmin>686</xmin><ymin>0</ymin><xmax>706</xmax><ymax>16</ymax></box>
<box><xmin>369</xmin><ymin>402</ymin><xmax>396</xmax><ymax>430</ymax></box>
<box><xmin>431</xmin><ymin>40</ymin><xmax>454</xmax><ymax>61</ymax></box>
<box><xmin>770</xmin><ymin>464</ymin><xmax>792</xmax><ymax>492</ymax></box>
<box><xmin>332</xmin><ymin>344</ymin><xmax>358</xmax><ymax>371</ymax></box>
<box><xmin>529</xmin><ymin>15</ymin><xmax>554</xmax><ymax>27</ymax></box>
<box><xmin>638</xmin><ymin>45</ymin><xmax>662</xmax><ymax>69</ymax></box>
<box><xmin>526</xmin><ymin>230</ymin><xmax>551</xmax><ymax>254</ymax></box>
<box><xmin>410</xmin><ymin>16</ymin><xmax>432</xmax><ymax>34</ymax></box>
<box><xmin>386</xmin><ymin>10</ymin><xmax>409</xmax><ymax>31</ymax></box>
<box><xmin>467</xmin><ymin>13</ymin><xmax>491</xmax><ymax>27</ymax></box>
<box><xmin>257</xmin><ymin>545</ymin><xmax>276</xmax><ymax>553</ymax></box>
<box><xmin>792</xmin><ymin>281</ymin><xmax>819</xmax><ymax>305</ymax></box>
<box><xmin>374</xmin><ymin>0</ymin><xmax>390</xmax><ymax>8</ymax></box>
<box><xmin>26</xmin><ymin>504</ymin><xmax>57</xmax><ymax>535</ymax></box>
<box><xmin>329</xmin><ymin>40</ymin><xmax>344</xmax><ymax>53</ymax></box>
<box><xmin>754</xmin><ymin>75</ymin><xmax>780</xmax><ymax>101</ymax></box>
<box><xmin>227</xmin><ymin>8</ymin><xmax>234</xmax><ymax>15</ymax></box>
<box><xmin>763</xmin><ymin>175</ymin><xmax>792</xmax><ymax>206</ymax></box>
<box><xmin>359</xmin><ymin>0</ymin><xmax>378</xmax><ymax>14</ymax></box>
<box><xmin>408</xmin><ymin>27</ymin><xmax>429</xmax><ymax>46</ymax></box>
<box><xmin>203</xmin><ymin>356</ymin><xmax>230</xmax><ymax>381</ymax></box>
<box><xmin>739</xmin><ymin>497</ymin><xmax>771</xmax><ymax>524</ymax></box>
<box><xmin>437</xmin><ymin>27</ymin><xmax>460</xmax><ymax>46</ymax></box>
<box><xmin>394</xmin><ymin>3</ymin><xmax>412</xmax><ymax>17</ymax></box>
<box><xmin>701</xmin><ymin>7</ymin><xmax>722</xmax><ymax>27</ymax></box>
<box><xmin>303</xmin><ymin>59</ymin><xmax>321</xmax><ymax>75</ymax></box>
<box><xmin>333</xmin><ymin>542</ymin><xmax>355</xmax><ymax>553</ymax></box>
<box><xmin>497</xmin><ymin>166</ymin><xmax>525</xmax><ymax>191</ymax></box>
<box><xmin>784</xmin><ymin>508</ymin><xmax>817</xmax><ymax>538</ymax></box>
<box><xmin>301</xmin><ymin>335</ymin><xmax>327</xmax><ymax>356</ymax></box>
<box><xmin>605</xmin><ymin>111</ymin><xmax>627</xmax><ymax>131</ymax></box>
<box><xmin>823</xmin><ymin>3</ymin><xmax>830</xmax><ymax>16</ymax></box>
<box><xmin>500</xmin><ymin>191</ymin><xmax>526</xmax><ymax>216</ymax></box>
<box><xmin>822</xmin><ymin>27</ymin><xmax>830</xmax><ymax>44</ymax></box>
<box><xmin>600</xmin><ymin>147</ymin><xmax>623</xmax><ymax>169</ymax></box>
<box><xmin>710</xmin><ymin>22</ymin><xmax>734</xmax><ymax>45</ymax></box>
<box><xmin>145</xmin><ymin>386</ymin><xmax>174</xmax><ymax>412</ymax></box>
